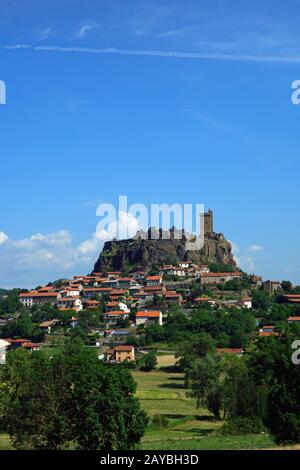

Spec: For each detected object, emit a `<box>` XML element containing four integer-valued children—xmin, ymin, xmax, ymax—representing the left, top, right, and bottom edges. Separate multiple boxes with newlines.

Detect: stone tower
<box><xmin>203</xmin><ymin>209</ymin><xmax>213</xmax><ymax>235</ymax></box>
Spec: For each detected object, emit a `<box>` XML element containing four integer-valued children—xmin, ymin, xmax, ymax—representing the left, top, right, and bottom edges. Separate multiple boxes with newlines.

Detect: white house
<box><xmin>19</xmin><ymin>291</ymin><xmax>59</xmax><ymax>307</ymax></box>
<box><xmin>0</xmin><ymin>339</ymin><xmax>10</xmax><ymax>364</ymax></box>
<box><xmin>178</xmin><ymin>261</ymin><xmax>193</xmax><ymax>269</ymax></box>
<box><xmin>56</xmin><ymin>296</ymin><xmax>83</xmax><ymax>311</ymax></box>
<box><xmin>136</xmin><ymin>310</ymin><xmax>163</xmax><ymax>326</ymax></box>
<box><xmin>105</xmin><ymin>301</ymin><xmax>130</xmax><ymax>312</ymax></box>
<box><xmin>145</xmin><ymin>276</ymin><xmax>162</xmax><ymax>287</ymax></box>
<box><xmin>60</xmin><ymin>286</ymin><xmax>81</xmax><ymax>297</ymax></box>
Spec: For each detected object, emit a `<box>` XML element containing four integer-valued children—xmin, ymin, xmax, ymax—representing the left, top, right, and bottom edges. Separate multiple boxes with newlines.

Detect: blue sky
<box><xmin>0</xmin><ymin>0</ymin><xmax>300</xmax><ymax>288</ymax></box>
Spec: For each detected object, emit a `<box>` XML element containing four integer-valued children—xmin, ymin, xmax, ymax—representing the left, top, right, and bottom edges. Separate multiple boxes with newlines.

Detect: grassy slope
<box><xmin>0</xmin><ymin>360</ymin><xmax>297</xmax><ymax>451</ymax></box>
<box><xmin>132</xmin><ymin>368</ymin><xmax>276</xmax><ymax>450</ymax></box>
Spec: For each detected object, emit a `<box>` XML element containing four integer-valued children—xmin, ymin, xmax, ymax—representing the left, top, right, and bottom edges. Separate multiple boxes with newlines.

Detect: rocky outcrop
<box><xmin>92</xmin><ymin>229</ymin><xmax>236</xmax><ymax>273</ymax></box>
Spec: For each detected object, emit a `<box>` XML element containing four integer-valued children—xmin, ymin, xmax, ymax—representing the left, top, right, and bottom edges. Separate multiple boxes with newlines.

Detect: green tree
<box><xmin>141</xmin><ymin>350</ymin><xmax>157</xmax><ymax>371</ymax></box>
<box><xmin>176</xmin><ymin>332</ymin><xmax>215</xmax><ymax>375</ymax></box>
<box><xmin>1</xmin><ymin>339</ymin><xmax>148</xmax><ymax>450</ymax></box>
<box><xmin>248</xmin><ymin>332</ymin><xmax>300</xmax><ymax>444</ymax></box>
<box><xmin>188</xmin><ymin>354</ymin><xmax>223</xmax><ymax>419</ymax></box>
<box><xmin>281</xmin><ymin>280</ymin><xmax>292</xmax><ymax>292</ymax></box>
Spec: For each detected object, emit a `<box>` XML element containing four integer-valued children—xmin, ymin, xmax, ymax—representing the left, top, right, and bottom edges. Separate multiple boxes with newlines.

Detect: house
<box><xmin>195</xmin><ymin>265</ymin><xmax>210</xmax><ymax>275</ymax></box>
<box><xmin>109</xmin><ymin>289</ymin><xmax>128</xmax><ymax>299</ymax></box>
<box><xmin>107</xmin><ymin>271</ymin><xmax>122</xmax><ymax>279</ymax></box>
<box><xmin>258</xmin><ymin>325</ymin><xmax>281</xmax><ymax>337</ymax></box>
<box><xmin>111</xmin><ymin>330</ymin><xmax>129</xmax><ymax>340</ymax></box>
<box><xmin>239</xmin><ymin>297</ymin><xmax>252</xmax><ymax>309</ymax></box>
<box><xmin>136</xmin><ymin>310</ymin><xmax>163</xmax><ymax>326</ymax></box>
<box><xmin>163</xmin><ymin>292</ymin><xmax>182</xmax><ymax>304</ymax></box>
<box><xmin>4</xmin><ymin>338</ymin><xmax>41</xmax><ymax>351</ymax></box>
<box><xmin>103</xmin><ymin>311</ymin><xmax>129</xmax><ymax>323</ymax></box>
<box><xmin>222</xmin><ymin>297</ymin><xmax>252</xmax><ymax>309</ymax></box>
<box><xmin>59</xmin><ymin>286</ymin><xmax>81</xmax><ymax>297</ymax></box>
<box><xmin>117</xmin><ymin>277</ymin><xmax>134</xmax><ymax>289</ymax></box>
<box><xmin>133</xmin><ymin>271</ymin><xmax>148</xmax><ymax>281</ymax></box>
<box><xmin>56</xmin><ymin>296</ymin><xmax>83</xmax><ymax>312</ymax></box>
<box><xmin>39</xmin><ymin>319</ymin><xmax>60</xmax><ymax>334</ymax></box>
<box><xmin>288</xmin><ymin>316</ymin><xmax>300</xmax><ymax>324</ymax></box>
<box><xmin>104</xmin><ymin>345</ymin><xmax>135</xmax><ymax>363</ymax></box>
<box><xmin>258</xmin><ymin>331</ymin><xmax>281</xmax><ymax>337</ymax></box>
<box><xmin>171</xmin><ymin>267</ymin><xmax>187</xmax><ymax>277</ymax></box>
<box><xmin>0</xmin><ymin>339</ymin><xmax>10</xmax><ymax>364</ymax></box>
<box><xmin>19</xmin><ymin>290</ymin><xmax>59</xmax><ymax>307</ymax></box>
<box><xmin>261</xmin><ymin>325</ymin><xmax>275</xmax><ymax>333</ymax></box>
<box><xmin>216</xmin><ymin>348</ymin><xmax>243</xmax><ymax>357</ymax></box>
<box><xmin>263</xmin><ymin>280</ymin><xmax>281</xmax><ymax>293</ymax></box>
<box><xmin>82</xmin><ymin>287</ymin><xmax>112</xmax><ymax>298</ymax></box>
<box><xmin>83</xmin><ymin>299</ymin><xmax>100</xmax><ymax>309</ymax></box>
<box><xmin>279</xmin><ymin>294</ymin><xmax>300</xmax><ymax>304</ymax></box>
<box><xmin>144</xmin><ymin>286</ymin><xmax>165</xmax><ymax>295</ymax></box>
<box><xmin>114</xmin><ymin>345</ymin><xmax>135</xmax><ymax>362</ymax></box>
<box><xmin>250</xmin><ymin>275</ymin><xmax>263</xmax><ymax>288</ymax></box>
<box><xmin>195</xmin><ymin>297</ymin><xmax>216</xmax><ymax>306</ymax></box>
<box><xmin>145</xmin><ymin>275</ymin><xmax>162</xmax><ymax>287</ymax></box>
<box><xmin>178</xmin><ymin>261</ymin><xmax>193</xmax><ymax>269</ymax></box>
<box><xmin>101</xmin><ymin>278</ymin><xmax>119</xmax><ymax>288</ymax></box>
<box><xmin>199</xmin><ymin>272</ymin><xmax>242</xmax><ymax>285</ymax></box>
<box><xmin>106</xmin><ymin>301</ymin><xmax>130</xmax><ymax>312</ymax></box>
<box><xmin>129</xmin><ymin>285</ymin><xmax>143</xmax><ymax>295</ymax></box>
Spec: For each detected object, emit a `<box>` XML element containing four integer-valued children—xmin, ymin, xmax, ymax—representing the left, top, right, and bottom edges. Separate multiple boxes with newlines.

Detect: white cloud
<box><xmin>78</xmin><ymin>233</ymin><xmax>103</xmax><ymax>255</ymax></box>
<box><xmin>4</xmin><ymin>44</ymin><xmax>300</xmax><ymax>65</ymax></box>
<box><xmin>249</xmin><ymin>244</ymin><xmax>264</xmax><ymax>252</ymax></box>
<box><xmin>230</xmin><ymin>241</ymin><xmax>254</xmax><ymax>273</ymax></box>
<box><xmin>0</xmin><ymin>231</ymin><xmax>8</xmax><ymax>245</ymax></box>
<box><xmin>36</xmin><ymin>27</ymin><xmax>56</xmax><ymax>41</ymax></box>
<box><xmin>96</xmin><ymin>211</ymin><xmax>140</xmax><ymax>241</ymax></box>
<box><xmin>75</xmin><ymin>21</ymin><xmax>101</xmax><ymax>39</ymax></box>
<box><xmin>0</xmin><ymin>214</ymin><xmax>140</xmax><ymax>288</ymax></box>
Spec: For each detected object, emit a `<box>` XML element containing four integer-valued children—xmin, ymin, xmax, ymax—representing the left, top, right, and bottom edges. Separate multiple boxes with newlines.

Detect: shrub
<box><xmin>220</xmin><ymin>416</ymin><xmax>265</xmax><ymax>435</ymax></box>
<box><xmin>152</xmin><ymin>414</ymin><xmax>169</xmax><ymax>429</ymax></box>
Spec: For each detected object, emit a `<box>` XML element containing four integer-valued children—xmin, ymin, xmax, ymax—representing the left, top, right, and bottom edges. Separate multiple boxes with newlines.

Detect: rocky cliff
<box><xmin>92</xmin><ymin>229</ymin><xmax>236</xmax><ymax>273</ymax></box>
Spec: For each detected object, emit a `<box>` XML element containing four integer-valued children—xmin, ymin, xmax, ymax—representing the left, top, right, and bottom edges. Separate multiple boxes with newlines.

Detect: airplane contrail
<box><xmin>1</xmin><ymin>44</ymin><xmax>300</xmax><ymax>64</ymax></box>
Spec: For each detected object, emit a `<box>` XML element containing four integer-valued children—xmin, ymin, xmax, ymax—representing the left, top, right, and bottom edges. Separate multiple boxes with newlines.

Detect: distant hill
<box><xmin>92</xmin><ymin>229</ymin><xmax>236</xmax><ymax>274</ymax></box>
<box><xmin>0</xmin><ymin>288</ymin><xmax>9</xmax><ymax>297</ymax></box>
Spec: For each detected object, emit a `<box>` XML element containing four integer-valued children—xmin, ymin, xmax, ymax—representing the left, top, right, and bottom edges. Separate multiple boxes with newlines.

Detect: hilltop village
<box><xmin>0</xmin><ymin>209</ymin><xmax>299</xmax><ymax>365</ymax></box>
<box><xmin>0</xmin><ymin>211</ymin><xmax>300</xmax><ymax>451</ymax></box>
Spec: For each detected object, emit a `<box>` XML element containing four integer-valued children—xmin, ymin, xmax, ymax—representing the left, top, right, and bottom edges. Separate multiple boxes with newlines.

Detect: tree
<box><xmin>0</xmin><ymin>290</ymin><xmax>25</xmax><ymax>315</ymax></box>
<box><xmin>247</xmin><ymin>332</ymin><xmax>300</xmax><ymax>444</ymax></box>
<box><xmin>176</xmin><ymin>332</ymin><xmax>215</xmax><ymax>373</ymax></box>
<box><xmin>1</xmin><ymin>339</ymin><xmax>148</xmax><ymax>449</ymax></box>
<box><xmin>141</xmin><ymin>350</ymin><xmax>157</xmax><ymax>371</ymax></box>
<box><xmin>188</xmin><ymin>354</ymin><xmax>223</xmax><ymax>419</ymax></box>
<box><xmin>0</xmin><ymin>312</ymin><xmax>44</xmax><ymax>342</ymax></box>
<box><xmin>281</xmin><ymin>280</ymin><xmax>292</xmax><ymax>292</ymax></box>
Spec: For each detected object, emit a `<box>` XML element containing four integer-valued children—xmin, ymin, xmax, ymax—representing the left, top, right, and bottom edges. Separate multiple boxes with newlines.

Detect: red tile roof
<box><xmin>136</xmin><ymin>310</ymin><xmax>161</xmax><ymax>318</ymax></box>
<box><xmin>200</xmin><ymin>272</ymin><xmax>241</xmax><ymax>277</ymax></box>
<box><xmin>114</xmin><ymin>345</ymin><xmax>134</xmax><ymax>352</ymax></box>
<box><xmin>216</xmin><ymin>348</ymin><xmax>243</xmax><ymax>355</ymax></box>
<box><xmin>19</xmin><ymin>291</ymin><xmax>58</xmax><ymax>298</ymax></box>
<box><xmin>105</xmin><ymin>311</ymin><xmax>128</xmax><ymax>316</ymax></box>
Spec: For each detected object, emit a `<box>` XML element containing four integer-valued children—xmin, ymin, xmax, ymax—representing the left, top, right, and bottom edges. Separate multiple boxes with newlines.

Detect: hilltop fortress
<box><xmin>93</xmin><ymin>209</ymin><xmax>236</xmax><ymax>273</ymax></box>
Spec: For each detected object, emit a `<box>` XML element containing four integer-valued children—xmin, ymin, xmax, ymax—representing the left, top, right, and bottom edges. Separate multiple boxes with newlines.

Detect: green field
<box><xmin>132</xmin><ymin>369</ymin><xmax>276</xmax><ymax>450</ymax></box>
<box><xmin>0</xmin><ymin>365</ymin><xmax>294</xmax><ymax>450</ymax></box>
